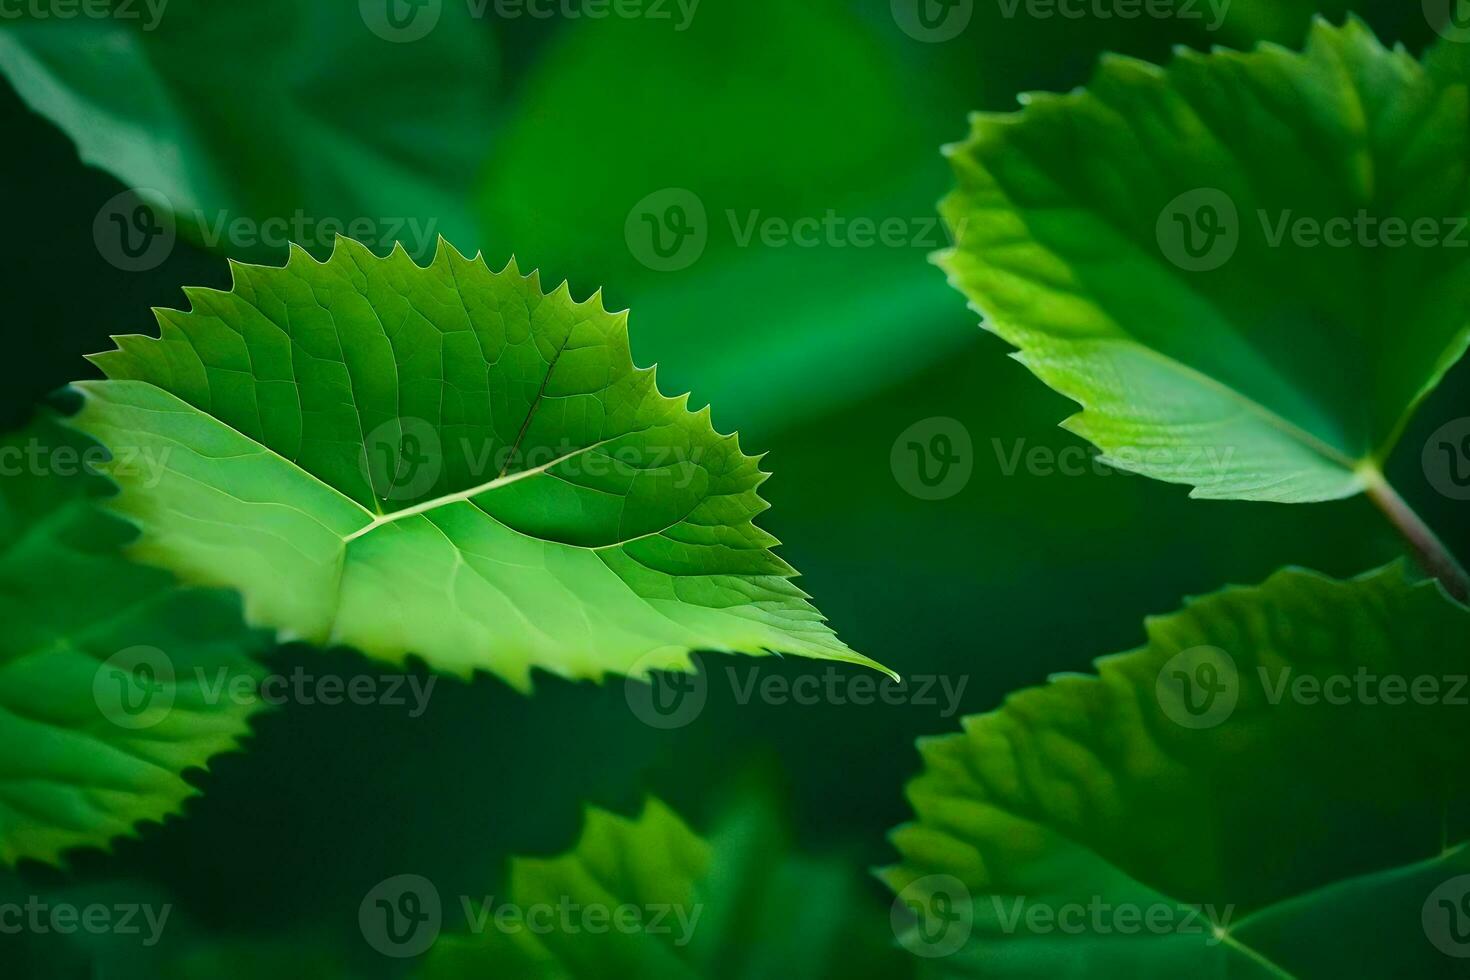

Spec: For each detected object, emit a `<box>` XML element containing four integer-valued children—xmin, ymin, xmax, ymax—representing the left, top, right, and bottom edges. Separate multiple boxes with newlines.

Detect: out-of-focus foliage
<box><xmin>0</xmin><ymin>0</ymin><xmax>1436</xmax><ymax>434</ymax></box>
<box><xmin>0</xmin><ymin>420</ymin><xmax>264</xmax><ymax>868</ymax></box>
<box><xmin>1</xmin><ymin>2</ymin><xmax>1466</xmax><ymax>978</ymax></box>
<box><xmin>426</xmin><ymin>796</ymin><xmax>904</xmax><ymax>979</ymax></box>
<box><xmin>885</xmin><ymin>564</ymin><xmax>1470</xmax><ymax>976</ymax></box>
<box><xmin>0</xmin><ymin>1</ymin><xmax>496</xmax><ymax>260</ymax></box>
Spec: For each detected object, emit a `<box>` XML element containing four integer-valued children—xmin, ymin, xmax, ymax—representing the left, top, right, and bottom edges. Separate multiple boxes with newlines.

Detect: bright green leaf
<box><xmin>882</xmin><ymin>563</ymin><xmax>1470</xmax><ymax>975</ymax></box>
<box><xmin>939</xmin><ymin>18</ymin><xmax>1470</xmax><ymax>501</ymax></box>
<box><xmin>69</xmin><ymin>238</ymin><xmax>884</xmax><ymax>691</ymax></box>
<box><xmin>0</xmin><ymin>1</ymin><xmax>496</xmax><ymax>260</ymax></box>
<box><xmin>0</xmin><ymin>419</ymin><xmax>265</xmax><ymax>867</ymax></box>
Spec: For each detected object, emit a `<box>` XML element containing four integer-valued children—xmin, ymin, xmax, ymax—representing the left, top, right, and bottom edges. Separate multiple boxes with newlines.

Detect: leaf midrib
<box><xmin>341</xmin><ymin>434</ymin><xmax>627</xmax><ymax>543</ymax></box>
<box><xmin>1117</xmin><ymin>338</ymin><xmax>1364</xmax><ymax>475</ymax></box>
<box><xmin>953</xmin><ymin>34</ymin><xmax>1435</xmax><ymax>487</ymax></box>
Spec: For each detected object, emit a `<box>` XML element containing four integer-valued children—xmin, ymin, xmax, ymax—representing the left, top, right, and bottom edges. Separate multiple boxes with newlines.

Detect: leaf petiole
<box><xmin>1361</xmin><ymin>466</ymin><xmax>1470</xmax><ymax>603</ymax></box>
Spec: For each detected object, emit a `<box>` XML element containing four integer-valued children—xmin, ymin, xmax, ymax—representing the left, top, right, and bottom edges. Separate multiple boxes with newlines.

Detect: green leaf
<box><xmin>0</xmin><ymin>1</ymin><xmax>496</xmax><ymax>260</ymax></box>
<box><xmin>939</xmin><ymin>17</ymin><xmax>1470</xmax><ymax>501</ymax></box>
<box><xmin>69</xmin><ymin>238</ymin><xmax>884</xmax><ymax>691</ymax></box>
<box><xmin>425</xmin><ymin>798</ymin><xmax>709</xmax><ymax>979</ymax></box>
<box><xmin>424</xmin><ymin>796</ymin><xmax>912</xmax><ymax>980</ymax></box>
<box><xmin>0</xmin><ymin>419</ymin><xmax>265</xmax><ymax>867</ymax></box>
<box><xmin>475</xmin><ymin>0</ymin><xmax>978</xmax><ymax>436</ymax></box>
<box><xmin>0</xmin><ymin>0</ymin><xmax>982</xmax><ymax>434</ymax></box>
<box><xmin>1426</xmin><ymin>32</ymin><xmax>1470</xmax><ymax>87</ymax></box>
<box><xmin>882</xmin><ymin>563</ymin><xmax>1470</xmax><ymax>976</ymax></box>
<box><xmin>1210</xmin><ymin>0</ymin><xmax>1363</xmax><ymax>48</ymax></box>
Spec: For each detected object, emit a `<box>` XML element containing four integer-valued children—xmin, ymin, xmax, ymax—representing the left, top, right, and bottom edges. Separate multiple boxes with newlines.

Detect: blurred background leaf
<box><xmin>0</xmin><ymin>0</ymin><xmax>1441</xmax><ymax>433</ymax></box>
<box><xmin>0</xmin><ymin>0</ymin><xmax>499</xmax><ymax>262</ymax></box>
<box><xmin>1</xmin><ymin>1</ymin><xmax>1465</xmax><ymax>977</ymax></box>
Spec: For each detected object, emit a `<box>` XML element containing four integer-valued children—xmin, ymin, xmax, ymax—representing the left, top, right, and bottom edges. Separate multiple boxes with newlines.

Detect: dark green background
<box><xmin>1</xmin><ymin>1</ymin><xmax>1465</xmax><ymax>976</ymax></box>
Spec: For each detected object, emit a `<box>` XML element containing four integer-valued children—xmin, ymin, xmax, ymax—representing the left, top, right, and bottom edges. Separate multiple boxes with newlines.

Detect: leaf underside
<box><xmin>71</xmin><ymin>237</ymin><xmax>883</xmax><ymax>691</ymax></box>
<box><xmin>883</xmin><ymin>563</ymin><xmax>1470</xmax><ymax>976</ymax></box>
<box><xmin>940</xmin><ymin>17</ymin><xmax>1470</xmax><ymax>501</ymax></box>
